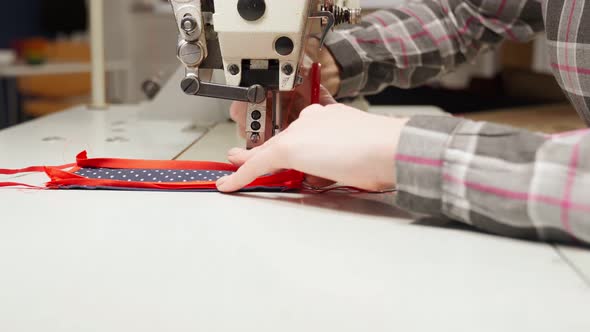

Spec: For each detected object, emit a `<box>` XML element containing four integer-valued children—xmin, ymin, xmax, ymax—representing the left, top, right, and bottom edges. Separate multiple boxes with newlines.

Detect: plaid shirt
<box><xmin>325</xmin><ymin>0</ymin><xmax>590</xmax><ymax>245</ymax></box>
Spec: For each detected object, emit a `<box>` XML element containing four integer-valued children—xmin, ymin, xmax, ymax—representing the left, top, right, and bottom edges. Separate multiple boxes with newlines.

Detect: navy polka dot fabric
<box><xmin>75</xmin><ymin>168</ymin><xmax>234</xmax><ymax>183</ymax></box>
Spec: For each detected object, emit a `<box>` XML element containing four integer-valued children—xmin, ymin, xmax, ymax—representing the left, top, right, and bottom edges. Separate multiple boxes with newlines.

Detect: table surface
<box><xmin>1</xmin><ymin>106</ymin><xmax>590</xmax><ymax>332</ymax></box>
<box><xmin>463</xmin><ymin>103</ymin><xmax>586</xmax><ymax>134</ymax></box>
<box><xmin>458</xmin><ymin>104</ymin><xmax>590</xmax><ymax>278</ymax></box>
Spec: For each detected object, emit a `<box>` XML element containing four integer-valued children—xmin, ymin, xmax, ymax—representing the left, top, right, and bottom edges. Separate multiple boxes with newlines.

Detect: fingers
<box><xmin>296</xmin><ymin>86</ymin><xmax>338</xmax><ymax>118</ymax></box>
<box><xmin>319</xmin><ymin>85</ymin><xmax>337</xmax><ymax>106</ymax></box>
<box><xmin>229</xmin><ymin>101</ymin><xmax>248</xmax><ymax>123</ymax></box>
<box><xmin>226</xmin><ymin>130</ymin><xmax>284</xmax><ymax>165</ymax></box>
<box><xmin>304</xmin><ymin>38</ymin><xmax>320</xmax><ymax>65</ymax></box>
<box><xmin>230</xmin><ymin>102</ymin><xmax>249</xmax><ymax>139</ymax></box>
<box><xmin>227</xmin><ymin>147</ymin><xmax>259</xmax><ymax>167</ymax></box>
<box><xmin>217</xmin><ymin>147</ymin><xmax>283</xmax><ymax>192</ymax></box>
<box><xmin>235</xmin><ymin>125</ymin><xmax>246</xmax><ymax>139</ymax></box>
<box><xmin>299</xmin><ymin>103</ymin><xmax>325</xmax><ymax>118</ymax></box>
<box><xmin>306</xmin><ymin>37</ymin><xmax>320</xmax><ymax>51</ymax></box>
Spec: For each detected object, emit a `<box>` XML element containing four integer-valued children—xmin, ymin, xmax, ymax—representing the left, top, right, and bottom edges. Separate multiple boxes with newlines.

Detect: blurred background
<box><xmin>0</xmin><ymin>0</ymin><xmax>584</xmax><ymax>133</ymax></box>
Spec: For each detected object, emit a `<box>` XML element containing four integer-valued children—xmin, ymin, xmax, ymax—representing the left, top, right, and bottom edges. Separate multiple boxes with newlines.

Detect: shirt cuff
<box><xmin>324</xmin><ymin>30</ymin><xmax>366</xmax><ymax>99</ymax></box>
<box><xmin>394</xmin><ymin>116</ymin><xmax>464</xmax><ymax>216</ymax></box>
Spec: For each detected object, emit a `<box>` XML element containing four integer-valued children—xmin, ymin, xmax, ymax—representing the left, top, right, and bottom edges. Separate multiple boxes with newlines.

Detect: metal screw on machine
<box><xmin>295</xmin><ymin>75</ymin><xmax>304</xmax><ymax>85</ymax></box>
<box><xmin>251</xmin><ymin>121</ymin><xmax>262</xmax><ymax>131</ymax></box>
<box><xmin>181</xmin><ymin>76</ymin><xmax>201</xmax><ymax>95</ymax></box>
<box><xmin>228</xmin><ymin>64</ymin><xmax>240</xmax><ymax>76</ymax></box>
<box><xmin>178</xmin><ymin>42</ymin><xmax>204</xmax><ymax>67</ymax></box>
<box><xmin>250</xmin><ymin>133</ymin><xmax>261</xmax><ymax>144</ymax></box>
<box><xmin>247</xmin><ymin>85</ymin><xmax>266</xmax><ymax>104</ymax></box>
<box><xmin>282</xmin><ymin>63</ymin><xmax>294</xmax><ymax>76</ymax></box>
<box><xmin>181</xmin><ymin>15</ymin><xmax>199</xmax><ymax>34</ymax></box>
<box><xmin>251</xmin><ymin>110</ymin><xmax>262</xmax><ymax>120</ymax></box>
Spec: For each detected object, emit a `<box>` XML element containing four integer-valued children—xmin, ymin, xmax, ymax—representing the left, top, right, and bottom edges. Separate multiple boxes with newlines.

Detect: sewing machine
<box><xmin>170</xmin><ymin>0</ymin><xmax>361</xmax><ymax>149</ymax></box>
<box><xmin>1</xmin><ymin>2</ymin><xmax>590</xmax><ymax>330</ymax></box>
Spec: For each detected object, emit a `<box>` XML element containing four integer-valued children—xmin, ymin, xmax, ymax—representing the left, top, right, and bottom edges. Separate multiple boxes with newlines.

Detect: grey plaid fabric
<box><xmin>325</xmin><ymin>0</ymin><xmax>590</xmax><ymax>245</ymax></box>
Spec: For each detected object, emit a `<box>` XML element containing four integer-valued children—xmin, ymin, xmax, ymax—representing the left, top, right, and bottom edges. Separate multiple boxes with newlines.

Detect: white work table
<box><xmin>1</xmin><ymin>106</ymin><xmax>590</xmax><ymax>332</ymax></box>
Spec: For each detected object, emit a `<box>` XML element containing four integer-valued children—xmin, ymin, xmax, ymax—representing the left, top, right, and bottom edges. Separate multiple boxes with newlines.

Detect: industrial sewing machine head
<box><xmin>170</xmin><ymin>0</ymin><xmax>361</xmax><ymax>149</ymax></box>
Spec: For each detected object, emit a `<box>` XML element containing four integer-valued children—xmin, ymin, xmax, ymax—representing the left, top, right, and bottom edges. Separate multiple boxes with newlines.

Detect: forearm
<box><xmin>395</xmin><ymin>117</ymin><xmax>590</xmax><ymax>245</ymax></box>
<box><xmin>325</xmin><ymin>0</ymin><xmax>543</xmax><ymax>98</ymax></box>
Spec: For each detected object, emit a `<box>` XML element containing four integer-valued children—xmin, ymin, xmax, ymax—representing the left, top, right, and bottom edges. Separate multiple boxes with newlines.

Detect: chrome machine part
<box><xmin>170</xmin><ymin>0</ymin><xmax>362</xmax><ymax>149</ymax></box>
<box><xmin>320</xmin><ymin>0</ymin><xmax>362</xmax><ymax>25</ymax></box>
<box><xmin>171</xmin><ymin>0</ymin><xmax>208</xmax><ymax>70</ymax></box>
<box><xmin>246</xmin><ymin>99</ymin><xmax>268</xmax><ymax>149</ymax></box>
<box><xmin>171</xmin><ymin>0</ymin><xmax>204</xmax><ymax>43</ymax></box>
<box><xmin>312</xmin><ymin>0</ymin><xmax>362</xmax><ymax>48</ymax></box>
<box><xmin>272</xmin><ymin>91</ymin><xmax>282</xmax><ymax>136</ymax></box>
<box><xmin>177</xmin><ymin>41</ymin><xmax>205</xmax><ymax>67</ymax></box>
<box><xmin>180</xmin><ymin>75</ymin><xmax>266</xmax><ymax>104</ymax></box>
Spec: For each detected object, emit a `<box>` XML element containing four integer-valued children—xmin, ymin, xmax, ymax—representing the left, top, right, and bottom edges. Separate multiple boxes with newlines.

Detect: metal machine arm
<box><xmin>170</xmin><ymin>0</ymin><xmax>361</xmax><ymax>149</ymax></box>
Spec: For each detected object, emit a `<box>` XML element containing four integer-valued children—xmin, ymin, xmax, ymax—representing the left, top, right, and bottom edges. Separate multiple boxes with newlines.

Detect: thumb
<box><xmin>319</xmin><ymin>85</ymin><xmax>337</xmax><ymax>106</ymax></box>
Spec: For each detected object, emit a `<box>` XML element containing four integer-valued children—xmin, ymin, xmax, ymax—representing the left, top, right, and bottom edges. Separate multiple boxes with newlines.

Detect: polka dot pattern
<box><xmin>75</xmin><ymin>168</ymin><xmax>233</xmax><ymax>183</ymax></box>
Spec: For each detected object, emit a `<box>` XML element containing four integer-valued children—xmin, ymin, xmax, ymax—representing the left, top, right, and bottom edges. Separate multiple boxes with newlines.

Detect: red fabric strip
<box><xmin>75</xmin><ymin>151</ymin><xmax>238</xmax><ymax>171</ymax></box>
<box><xmin>0</xmin><ymin>163</ymin><xmax>75</xmax><ymax>175</ymax></box>
<box><xmin>1</xmin><ymin>151</ymin><xmax>305</xmax><ymax>191</ymax></box>
<box><xmin>45</xmin><ymin>159</ymin><xmax>304</xmax><ymax>191</ymax></box>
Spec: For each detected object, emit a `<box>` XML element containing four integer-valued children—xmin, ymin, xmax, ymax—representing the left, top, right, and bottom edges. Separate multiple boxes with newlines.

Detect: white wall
<box><xmin>103</xmin><ymin>0</ymin><xmax>132</xmax><ymax>62</ymax></box>
<box><xmin>103</xmin><ymin>0</ymin><xmax>180</xmax><ymax>103</ymax></box>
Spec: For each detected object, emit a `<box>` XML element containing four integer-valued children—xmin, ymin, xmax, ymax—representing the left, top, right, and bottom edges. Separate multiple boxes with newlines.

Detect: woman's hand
<box><xmin>217</xmin><ymin>102</ymin><xmax>410</xmax><ymax>193</ymax></box>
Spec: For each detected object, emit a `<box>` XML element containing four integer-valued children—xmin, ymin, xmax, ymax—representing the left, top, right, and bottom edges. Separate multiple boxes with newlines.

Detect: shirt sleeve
<box><xmin>324</xmin><ymin>0</ymin><xmax>544</xmax><ymax>98</ymax></box>
<box><xmin>395</xmin><ymin>116</ymin><xmax>590</xmax><ymax>246</ymax></box>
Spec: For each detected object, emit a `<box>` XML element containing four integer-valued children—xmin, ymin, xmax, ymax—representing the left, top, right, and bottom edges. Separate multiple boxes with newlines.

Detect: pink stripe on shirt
<box><xmin>396</xmin><ymin>154</ymin><xmax>444</xmax><ymax>167</ymax></box>
<box><xmin>551</xmin><ymin>63</ymin><xmax>590</xmax><ymax>76</ymax></box>
<box><xmin>561</xmin><ymin>141</ymin><xmax>582</xmax><ymax>236</ymax></box>
<box><xmin>443</xmin><ymin>173</ymin><xmax>590</xmax><ymax>214</ymax></box>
